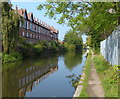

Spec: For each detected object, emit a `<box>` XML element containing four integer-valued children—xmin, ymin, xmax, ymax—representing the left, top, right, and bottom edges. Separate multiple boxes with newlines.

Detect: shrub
<box><xmin>33</xmin><ymin>44</ymin><xmax>43</xmax><ymax>54</ymax></box>
<box><xmin>3</xmin><ymin>52</ymin><xmax>22</xmax><ymax>63</ymax></box>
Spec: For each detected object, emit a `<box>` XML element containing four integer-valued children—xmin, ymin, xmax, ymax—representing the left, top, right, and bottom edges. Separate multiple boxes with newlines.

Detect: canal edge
<box><xmin>73</xmin><ymin>50</ymin><xmax>89</xmax><ymax>98</ymax></box>
<box><xmin>73</xmin><ymin>64</ymin><xmax>86</xmax><ymax>97</ymax></box>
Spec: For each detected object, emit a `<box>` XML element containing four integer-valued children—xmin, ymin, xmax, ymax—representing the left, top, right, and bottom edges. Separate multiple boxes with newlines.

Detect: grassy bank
<box><xmin>79</xmin><ymin>51</ymin><xmax>92</xmax><ymax>97</ymax></box>
<box><xmin>93</xmin><ymin>53</ymin><xmax>119</xmax><ymax>97</ymax></box>
<box><xmin>2</xmin><ymin>40</ymin><xmax>66</xmax><ymax>64</ymax></box>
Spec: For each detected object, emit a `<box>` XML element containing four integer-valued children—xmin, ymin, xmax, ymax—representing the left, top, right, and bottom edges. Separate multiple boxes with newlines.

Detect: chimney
<box><xmin>15</xmin><ymin>5</ymin><xmax>18</xmax><ymax>11</ymax></box>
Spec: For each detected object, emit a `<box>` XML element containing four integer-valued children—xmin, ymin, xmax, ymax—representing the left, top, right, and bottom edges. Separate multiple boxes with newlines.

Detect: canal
<box><xmin>2</xmin><ymin>52</ymin><xmax>87</xmax><ymax>97</ymax></box>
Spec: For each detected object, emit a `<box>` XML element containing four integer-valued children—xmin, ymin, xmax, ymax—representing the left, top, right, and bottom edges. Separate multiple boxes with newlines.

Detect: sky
<box><xmin>11</xmin><ymin>1</ymin><xmax>87</xmax><ymax>42</ymax></box>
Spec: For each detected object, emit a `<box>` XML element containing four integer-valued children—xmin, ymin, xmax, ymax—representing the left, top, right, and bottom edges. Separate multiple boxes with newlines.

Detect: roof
<box><xmin>15</xmin><ymin>6</ymin><xmax>58</xmax><ymax>34</ymax></box>
<box><xmin>17</xmin><ymin>9</ymin><xmax>26</xmax><ymax>17</ymax></box>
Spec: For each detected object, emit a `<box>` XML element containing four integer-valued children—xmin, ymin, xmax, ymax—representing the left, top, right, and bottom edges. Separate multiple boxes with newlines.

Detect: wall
<box><xmin>100</xmin><ymin>26</ymin><xmax>120</xmax><ymax>66</ymax></box>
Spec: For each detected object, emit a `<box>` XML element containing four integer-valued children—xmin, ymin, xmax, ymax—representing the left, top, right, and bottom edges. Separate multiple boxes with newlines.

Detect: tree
<box><xmin>64</xmin><ymin>30</ymin><xmax>83</xmax><ymax>51</ymax></box>
<box><xmin>38</xmin><ymin>2</ymin><xmax>120</xmax><ymax>52</ymax></box>
<box><xmin>2</xmin><ymin>2</ymin><xmax>20</xmax><ymax>54</ymax></box>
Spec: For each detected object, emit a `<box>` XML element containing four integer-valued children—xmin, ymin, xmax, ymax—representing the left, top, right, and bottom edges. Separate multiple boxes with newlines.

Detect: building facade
<box><xmin>16</xmin><ymin>7</ymin><xmax>59</xmax><ymax>44</ymax></box>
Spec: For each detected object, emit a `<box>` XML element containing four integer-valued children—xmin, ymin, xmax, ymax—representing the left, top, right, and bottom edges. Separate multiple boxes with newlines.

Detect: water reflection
<box><xmin>2</xmin><ymin>57</ymin><xmax>58</xmax><ymax>97</ymax></box>
<box><xmin>2</xmin><ymin>52</ymin><xmax>86</xmax><ymax>97</ymax></box>
<box><xmin>64</xmin><ymin>52</ymin><xmax>82</xmax><ymax>70</ymax></box>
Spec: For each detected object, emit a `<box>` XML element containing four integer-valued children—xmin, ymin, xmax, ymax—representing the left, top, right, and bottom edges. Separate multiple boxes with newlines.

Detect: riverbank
<box><xmin>87</xmin><ymin>52</ymin><xmax>104</xmax><ymax>97</ymax></box>
<box><xmin>79</xmin><ymin>51</ymin><xmax>119</xmax><ymax>97</ymax></box>
<box><xmin>2</xmin><ymin>40</ymin><xmax>66</xmax><ymax>64</ymax></box>
<box><xmin>93</xmin><ymin>53</ymin><xmax>119</xmax><ymax>97</ymax></box>
<box><xmin>79</xmin><ymin>50</ymin><xmax>92</xmax><ymax>97</ymax></box>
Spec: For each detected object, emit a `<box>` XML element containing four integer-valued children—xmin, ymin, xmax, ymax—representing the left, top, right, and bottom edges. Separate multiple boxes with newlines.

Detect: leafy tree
<box><xmin>64</xmin><ymin>30</ymin><xmax>83</xmax><ymax>51</ymax></box>
<box><xmin>38</xmin><ymin>2</ymin><xmax>120</xmax><ymax>51</ymax></box>
<box><xmin>2</xmin><ymin>2</ymin><xmax>20</xmax><ymax>54</ymax></box>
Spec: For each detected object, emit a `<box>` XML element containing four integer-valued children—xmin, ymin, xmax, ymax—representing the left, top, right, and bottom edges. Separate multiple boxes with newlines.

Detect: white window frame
<box><xmin>30</xmin><ymin>34</ymin><xmax>32</xmax><ymax>38</ymax></box>
<box><xmin>27</xmin><ymin>21</ymin><xmax>29</xmax><ymax>29</ymax></box>
<box><xmin>23</xmin><ymin>20</ymin><xmax>26</xmax><ymax>28</ymax></box>
<box><xmin>27</xmin><ymin>32</ymin><xmax>29</xmax><ymax>37</ymax></box>
<box><xmin>22</xmin><ymin>32</ymin><xmax>25</xmax><ymax>36</ymax></box>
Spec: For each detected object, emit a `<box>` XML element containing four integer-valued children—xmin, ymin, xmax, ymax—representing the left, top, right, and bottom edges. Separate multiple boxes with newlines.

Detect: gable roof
<box><xmin>16</xmin><ymin>6</ymin><xmax>58</xmax><ymax>34</ymax></box>
<box><xmin>27</xmin><ymin>13</ymin><xmax>33</xmax><ymax>21</ymax></box>
<box><xmin>17</xmin><ymin>9</ymin><xmax>28</xmax><ymax>19</ymax></box>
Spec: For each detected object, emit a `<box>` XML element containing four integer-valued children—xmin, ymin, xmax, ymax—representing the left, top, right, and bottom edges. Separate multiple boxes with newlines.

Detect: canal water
<box><xmin>2</xmin><ymin>52</ymin><xmax>87</xmax><ymax>97</ymax></box>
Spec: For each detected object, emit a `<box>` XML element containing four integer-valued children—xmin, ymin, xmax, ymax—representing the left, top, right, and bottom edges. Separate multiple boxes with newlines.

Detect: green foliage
<box><xmin>3</xmin><ymin>52</ymin><xmax>22</xmax><ymax>63</ymax></box>
<box><xmin>93</xmin><ymin>53</ymin><xmax>118</xmax><ymax>97</ymax></box>
<box><xmin>64</xmin><ymin>30</ymin><xmax>83</xmax><ymax>52</ymax></box>
<box><xmin>64</xmin><ymin>43</ymin><xmax>76</xmax><ymax>52</ymax></box>
<box><xmin>38</xmin><ymin>2</ymin><xmax>120</xmax><ymax>52</ymax></box>
<box><xmin>3</xmin><ymin>39</ymin><xmax>66</xmax><ymax>63</ymax></box>
<box><xmin>33</xmin><ymin>40</ymin><xmax>66</xmax><ymax>55</ymax></box>
<box><xmin>33</xmin><ymin>44</ymin><xmax>43</xmax><ymax>54</ymax></box>
<box><xmin>80</xmin><ymin>51</ymin><xmax>92</xmax><ymax>97</ymax></box>
<box><xmin>66</xmin><ymin>74</ymin><xmax>81</xmax><ymax>89</ymax></box>
<box><xmin>2</xmin><ymin>2</ymin><xmax>20</xmax><ymax>54</ymax></box>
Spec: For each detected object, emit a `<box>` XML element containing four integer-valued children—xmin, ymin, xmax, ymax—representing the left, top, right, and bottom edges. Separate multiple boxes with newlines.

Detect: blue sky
<box><xmin>11</xmin><ymin>1</ymin><xmax>87</xmax><ymax>42</ymax></box>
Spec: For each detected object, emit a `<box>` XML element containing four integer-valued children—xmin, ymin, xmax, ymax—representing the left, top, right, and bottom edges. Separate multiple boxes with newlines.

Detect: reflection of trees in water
<box><xmin>64</xmin><ymin>52</ymin><xmax>82</xmax><ymax>70</ymax></box>
<box><xmin>2</xmin><ymin>56</ymin><xmax>58</xmax><ymax>97</ymax></box>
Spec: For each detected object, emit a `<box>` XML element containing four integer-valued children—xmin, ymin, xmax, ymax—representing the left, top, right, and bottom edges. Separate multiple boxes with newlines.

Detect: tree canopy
<box><xmin>38</xmin><ymin>2</ymin><xmax>120</xmax><ymax>52</ymax></box>
<box><xmin>64</xmin><ymin>30</ymin><xmax>83</xmax><ymax>51</ymax></box>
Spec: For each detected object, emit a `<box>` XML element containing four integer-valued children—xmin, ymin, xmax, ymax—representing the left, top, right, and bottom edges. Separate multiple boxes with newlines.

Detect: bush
<box><xmin>33</xmin><ymin>44</ymin><xmax>43</xmax><ymax>54</ymax></box>
<box><xmin>3</xmin><ymin>52</ymin><xmax>22</xmax><ymax>63</ymax></box>
<box><xmin>3</xmin><ymin>40</ymin><xmax>67</xmax><ymax>63</ymax></box>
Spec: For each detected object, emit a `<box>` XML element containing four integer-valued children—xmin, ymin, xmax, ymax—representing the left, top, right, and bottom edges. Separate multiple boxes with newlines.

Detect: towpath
<box><xmin>87</xmin><ymin>51</ymin><xmax>104</xmax><ymax>97</ymax></box>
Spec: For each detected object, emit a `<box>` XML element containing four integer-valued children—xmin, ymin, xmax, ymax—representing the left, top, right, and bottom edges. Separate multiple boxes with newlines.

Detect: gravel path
<box><xmin>87</xmin><ymin>52</ymin><xmax>104</xmax><ymax>97</ymax></box>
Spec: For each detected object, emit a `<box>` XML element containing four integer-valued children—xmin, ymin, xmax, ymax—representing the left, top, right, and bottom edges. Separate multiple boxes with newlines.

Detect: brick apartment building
<box><xmin>15</xmin><ymin>6</ymin><xmax>59</xmax><ymax>44</ymax></box>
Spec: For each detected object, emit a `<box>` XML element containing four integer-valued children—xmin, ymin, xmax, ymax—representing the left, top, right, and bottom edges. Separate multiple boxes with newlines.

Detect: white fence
<box><xmin>100</xmin><ymin>26</ymin><xmax>120</xmax><ymax>66</ymax></box>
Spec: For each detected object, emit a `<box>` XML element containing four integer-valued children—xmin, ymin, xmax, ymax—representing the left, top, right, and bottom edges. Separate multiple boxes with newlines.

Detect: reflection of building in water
<box><xmin>18</xmin><ymin>65</ymin><xmax>58</xmax><ymax>97</ymax></box>
<box><xmin>2</xmin><ymin>56</ymin><xmax>58</xmax><ymax>98</ymax></box>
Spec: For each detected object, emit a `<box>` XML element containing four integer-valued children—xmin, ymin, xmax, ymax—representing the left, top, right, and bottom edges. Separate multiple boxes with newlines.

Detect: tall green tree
<box><xmin>2</xmin><ymin>2</ymin><xmax>20</xmax><ymax>54</ymax></box>
<box><xmin>64</xmin><ymin>30</ymin><xmax>83</xmax><ymax>51</ymax></box>
<box><xmin>38</xmin><ymin>2</ymin><xmax>120</xmax><ymax>51</ymax></box>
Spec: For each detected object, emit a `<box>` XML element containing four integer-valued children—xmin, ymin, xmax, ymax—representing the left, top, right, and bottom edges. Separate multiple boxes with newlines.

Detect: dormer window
<box><xmin>24</xmin><ymin>13</ymin><xmax>26</xmax><ymax>19</ymax></box>
<box><xmin>30</xmin><ymin>17</ymin><xmax>32</xmax><ymax>21</ymax></box>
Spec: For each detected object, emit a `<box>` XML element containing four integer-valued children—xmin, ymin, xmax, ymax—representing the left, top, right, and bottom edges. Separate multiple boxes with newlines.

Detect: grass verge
<box><xmin>79</xmin><ymin>51</ymin><xmax>92</xmax><ymax>97</ymax></box>
<box><xmin>93</xmin><ymin>53</ymin><xmax>119</xmax><ymax>97</ymax></box>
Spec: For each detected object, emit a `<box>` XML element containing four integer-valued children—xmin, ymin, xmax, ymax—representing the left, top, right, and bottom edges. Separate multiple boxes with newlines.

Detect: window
<box><xmin>33</xmin><ymin>35</ymin><xmax>35</xmax><ymax>39</ymax></box>
<box><xmin>41</xmin><ymin>28</ymin><xmax>43</xmax><ymax>34</ymax></box>
<box><xmin>43</xmin><ymin>29</ymin><xmax>45</xmax><ymax>34</ymax></box>
<box><xmin>36</xmin><ymin>35</ymin><xmax>38</xmax><ymax>39</ymax></box>
<box><xmin>30</xmin><ymin>23</ymin><xmax>33</xmax><ymax>30</ymax></box>
<box><xmin>33</xmin><ymin>24</ymin><xmax>35</xmax><ymax>32</ymax></box>
<box><xmin>30</xmin><ymin>34</ymin><xmax>32</xmax><ymax>38</ymax></box>
<box><xmin>22</xmin><ymin>32</ymin><xmax>25</xmax><ymax>36</ymax></box>
<box><xmin>23</xmin><ymin>20</ymin><xmax>26</xmax><ymax>28</ymax></box>
<box><xmin>36</xmin><ymin>25</ymin><xmax>37</xmax><ymax>32</ymax></box>
<box><xmin>50</xmin><ymin>34</ymin><xmax>52</xmax><ymax>37</ymax></box>
<box><xmin>26</xmin><ymin>32</ymin><xmax>29</xmax><ymax>37</ymax></box>
<box><xmin>39</xmin><ymin>27</ymin><xmax>40</xmax><ymax>33</ymax></box>
<box><xmin>40</xmin><ymin>27</ymin><xmax>42</xmax><ymax>33</ymax></box>
<box><xmin>33</xmin><ymin>24</ymin><xmax>34</xmax><ymax>31</ymax></box>
<box><xmin>27</xmin><ymin>21</ymin><xmax>29</xmax><ymax>29</ymax></box>
<box><xmin>37</xmin><ymin>26</ymin><xmax>39</xmax><ymax>33</ymax></box>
